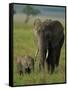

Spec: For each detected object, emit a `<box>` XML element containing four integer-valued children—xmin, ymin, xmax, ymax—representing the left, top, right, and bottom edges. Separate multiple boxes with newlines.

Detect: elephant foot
<box><xmin>50</xmin><ymin>65</ymin><xmax>55</xmax><ymax>74</ymax></box>
<box><xmin>55</xmin><ymin>62</ymin><xmax>59</xmax><ymax>68</ymax></box>
<box><xmin>48</xmin><ymin>65</ymin><xmax>51</xmax><ymax>73</ymax></box>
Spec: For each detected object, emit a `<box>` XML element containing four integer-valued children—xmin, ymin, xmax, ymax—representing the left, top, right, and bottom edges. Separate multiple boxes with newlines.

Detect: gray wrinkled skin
<box><xmin>16</xmin><ymin>56</ymin><xmax>34</xmax><ymax>75</ymax></box>
<box><xmin>33</xmin><ymin>19</ymin><xmax>64</xmax><ymax>73</ymax></box>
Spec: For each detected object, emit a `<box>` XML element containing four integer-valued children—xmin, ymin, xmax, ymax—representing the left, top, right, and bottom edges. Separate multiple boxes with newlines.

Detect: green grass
<box><xmin>13</xmin><ymin>22</ymin><xmax>66</xmax><ymax>86</ymax></box>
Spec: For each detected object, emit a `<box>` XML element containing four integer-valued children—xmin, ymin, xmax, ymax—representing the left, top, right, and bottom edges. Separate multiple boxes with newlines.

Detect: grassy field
<box><xmin>13</xmin><ymin>16</ymin><xmax>66</xmax><ymax>86</ymax></box>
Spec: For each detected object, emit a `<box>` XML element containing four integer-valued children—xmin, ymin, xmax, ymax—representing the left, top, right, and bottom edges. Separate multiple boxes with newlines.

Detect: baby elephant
<box><xmin>16</xmin><ymin>56</ymin><xmax>34</xmax><ymax>75</ymax></box>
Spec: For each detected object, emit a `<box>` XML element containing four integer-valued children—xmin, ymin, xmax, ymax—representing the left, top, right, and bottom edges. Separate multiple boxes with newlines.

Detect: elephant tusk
<box><xmin>46</xmin><ymin>50</ymin><xmax>48</xmax><ymax>59</ymax></box>
<box><xmin>34</xmin><ymin>48</ymin><xmax>39</xmax><ymax>61</ymax></box>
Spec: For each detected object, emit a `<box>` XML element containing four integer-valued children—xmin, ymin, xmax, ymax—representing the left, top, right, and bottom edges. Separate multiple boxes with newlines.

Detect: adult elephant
<box><xmin>33</xmin><ymin>19</ymin><xmax>64</xmax><ymax>73</ymax></box>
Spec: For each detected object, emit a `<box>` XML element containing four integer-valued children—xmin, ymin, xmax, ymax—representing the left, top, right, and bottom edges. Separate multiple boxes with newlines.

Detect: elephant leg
<box><xmin>46</xmin><ymin>49</ymin><xmax>51</xmax><ymax>73</ymax></box>
<box><xmin>46</xmin><ymin>44</ymin><xmax>54</xmax><ymax>73</ymax></box>
<box><xmin>46</xmin><ymin>57</ymin><xmax>51</xmax><ymax>73</ymax></box>
<box><xmin>17</xmin><ymin>63</ymin><xmax>23</xmax><ymax>75</ymax></box>
<box><xmin>31</xmin><ymin>59</ymin><xmax>34</xmax><ymax>72</ymax></box>
<box><xmin>39</xmin><ymin>49</ymin><xmax>46</xmax><ymax>72</ymax></box>
<box><xmin>51</xmin><ymin>63</ymin><xmax>55</xmax><ymax>74</ymax></box>
<box><xmin>55</xmin><ymin>35</ymin><xmax>64</xmax><ymax>67</ymax></box>
<box><xmin>55</xmin><ymin>46</ymin><xmax>61</xmax><ymax>67</ymax></box>
<box><xmin>39</xmin><ymin>56</ymin><xmax>45</xmax><ymax>72</ymax></box>
<box><xmin>50</xmin><ymin>48</ymin><xmax>56</xmax><ymax>74</ymax></box>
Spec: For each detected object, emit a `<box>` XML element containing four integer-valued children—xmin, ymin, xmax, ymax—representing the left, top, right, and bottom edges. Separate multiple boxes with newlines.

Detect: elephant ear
<box><xmin>34</xmin><ymin>19</ymin><xmax>41</xmax><ymax>26</ymax></box>
<box><xmin>49</xmin><ymin>20</ymin><xmax>64</xmax><ymax>48</ymax></box>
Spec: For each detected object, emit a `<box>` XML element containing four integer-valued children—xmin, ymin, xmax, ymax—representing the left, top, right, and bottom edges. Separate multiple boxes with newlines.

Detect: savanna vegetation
<box><xmin>13</xmin><ymin>15</ymin><xmax>66</xmax><ymax>86</ymax></box>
